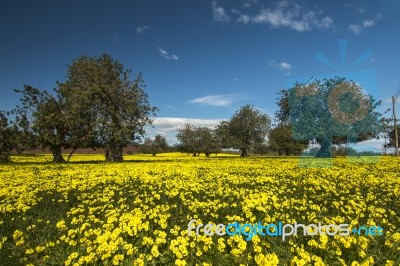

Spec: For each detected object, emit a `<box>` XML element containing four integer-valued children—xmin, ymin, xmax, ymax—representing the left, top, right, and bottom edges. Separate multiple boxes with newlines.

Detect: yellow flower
<box><xmin>175</xmin><ymin>259</ymin><xmax>187</xmax><ymax>266</ymax></box>
<box><xmin>151</xmin><ymin>245</ymin><xmax>160</xmax><ymax>258</ymax></box>
<box><xmin>25</xmin><ymin>249</ymin><xmax>34</xmax><ymax>255</ymax></box>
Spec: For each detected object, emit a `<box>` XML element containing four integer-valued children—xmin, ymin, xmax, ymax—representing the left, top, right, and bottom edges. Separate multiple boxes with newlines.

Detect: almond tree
<box><xmin>216</xmin><ymin>105</ymin><xmax>271</xmax><ymax>157</ymax></box>
<box><xmin>58</xmin><ymin>54</ymin><xmax>157</xmax><ymax>162</ymax></box>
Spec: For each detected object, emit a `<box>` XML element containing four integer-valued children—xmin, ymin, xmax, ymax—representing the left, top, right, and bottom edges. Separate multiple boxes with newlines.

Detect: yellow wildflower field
<box><xmin>0</xmin><ymin>154</ymin><xmax>399</xmax><ymax>265</ymax></box>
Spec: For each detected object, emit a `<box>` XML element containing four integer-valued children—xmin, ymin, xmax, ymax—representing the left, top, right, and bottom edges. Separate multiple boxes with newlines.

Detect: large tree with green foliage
<box><xmin>216</xmin><ymin>104</ymin><xmax>271</xmax><ymax>157</ymax></box>
<box><xmin>58</xmin><ymin>54</ymin><xmax>157</xmax><ymax>162</ymax></box>
<box><xmin>281</xmin><ymin>77</ymin><xmax>381</xmax><ymax>157</ymax></box>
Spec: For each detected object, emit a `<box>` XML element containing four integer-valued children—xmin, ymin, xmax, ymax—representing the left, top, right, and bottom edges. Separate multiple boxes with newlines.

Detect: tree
<box><xmin>176</xmin><ymin>124</ymin><xmax>199</xmax><ymax>156</ymax></box>
<box><xmin>15</xmin><ymin>85</ymin><xmax>68</xmax><ymax>163</ymax></box>
<box><xmin>58</xmin><ymin>54</ymin><xmax>157</xmax><ymax>162</ymax></box>
<box><xmin>282</xmin><ymin>77</ymin><xmax>381</xmax><ymax>157</ymax></box>
<box><xmin>0</xmin><ymin>111</ymin><xmax>13</xmax><ymax>162</ymax></box>
<box><xmin>216</xmin><ymin>105</ymin><xmax>271</xmax><ymax>157</ymax></box>
<box><xmin>253</xmin><ymin>142</ymin><xmax>271</xmax><ymax>155</ymax></box>
<box><xmin>196</xmin><ymin>127</ymin><xmax>220</xmax><ymax>156</ymax></box>
<box><xmin>154</xmin><ymin>134</ymin><xmax>169</xmax><ymax>152</ymax></box>
<box><xmin>270</xmin><ymin>90</ymin><xmax>309</xmax><ymax>155</ymax></box>
<box><xmin>10</xmin><ymin>113</ymin><xmax>37</xmax><ymax>154</ymax></box>
<box><xmin>176</xmin><ymin>124</ymin><xmax>220</xmax><ymax>156</ymax></box>
<box><xmin>268</xmin><ymin>124</ymin><xmax>308</xmax><ymax>155</ymax></box>
<box><xmin>140</xmin><ymin>134</ymin><xmax>168</xmax><ymax>156</ymax></box>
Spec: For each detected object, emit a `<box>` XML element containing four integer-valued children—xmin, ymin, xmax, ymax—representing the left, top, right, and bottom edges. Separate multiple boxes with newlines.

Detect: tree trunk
<box><xmin>67</xmin><ymin>147</ymin><xmax>78</xmax><ymax>162</ymax></box>
<box><xmin>0</xmin><ymin>154</ymin><xmax>10</xmax><ymax>162</ymax></box>
<box><xmin>105</xmin><ymin>145</ymin><xmax>123</xmax><ymax>162</ymax></box>
<box><xmin>240</xmin><ymin>148</ymin><xmax>248</xmax><ymax>157</ymax></box>
<box><xmin>316</xmin><ymin>139</ymin><xmax>332</xmax><ymax>158</ymax></box>
<box><xmin>51</xmin><ymin>145</ymin><xmax>65</xmax><ymax>163</ymax></box>
<box><xmin>205</xmin><ymin>152</ymin><xmax>210</xmax><ymax>157</ymax></box>
<box><xmin>192</xmin><ymin>153</ymin><xmax>197</xmax><ymax>157</ymax></box>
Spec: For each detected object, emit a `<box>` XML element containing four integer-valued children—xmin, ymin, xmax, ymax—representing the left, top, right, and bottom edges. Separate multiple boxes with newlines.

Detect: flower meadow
<box><xmin>0</xmin><ymin>154</ymin><xmax>399</xmax><ymax>266</ymax></box>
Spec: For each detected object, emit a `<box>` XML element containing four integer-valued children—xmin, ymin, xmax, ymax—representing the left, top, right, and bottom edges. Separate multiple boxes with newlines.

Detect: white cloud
<box><xmin>349</xmin><ymin>24</ymin><xmax>362</xmax><ymax>34</ymax></box>
<box><xmin>320</xmin><ymin>17</ymin><xmax>334</xmax><ymax>29</ymax></box>
<box><xmin>212</xmin><ymin>1</ymin><xmax>230</xmax><ymax>22</ymax></box>
<box><xmin>267</xmin><ymin>60</ymin><xmax>292</xmax><ymax>75</ymax></box>
<box><xmin>349</xmin><ymin>19</ymin><xmax>375</xmax><ymax>34</ymax></box>
<box><xmin>238</xmin><ymin>14</ymin><xmax>250</xmax><ymax>24</ymax></box>
<box><xmin>243</xmin><ymin>0</ymin><xmax>258</xmax><ymax>8</ymax></box>
<box><xmin>350</xmin><ymin>139</ymin><xmax>386</xmax><ymax>153</ymax></box>
<box><xmin>145</xmin><ymin>117</ymin><xmax>225</xmax><ymax>144</ymax></box>
<box><xmin>357</xmin><ymin>8</ymin><xmax>365</xmax><ymax>14</ymax></box>
<box><xmin>165</xmin><ymin>105</ymin><xmax>176</xmax><ymax>110</ymax></box>
<box><xmin>152</xmin><ymin>117</ymin><xmax>223</xmax><ymax>134</ymax></box>
<box><xmin>212</xmin><ymin>1</ymin><xmax>333</xmax><ymax>31</ymax></box>
<box><xmin>250</xmin><ymin>1</ymin><xmax>334</xmax><ymax>31</ymax></box>
<box><xmin>231</xmin><ymin>8</ymin><xmax>240</xmax><ymax>14</ymax></box>
<box><xmin>136</xmin><ymin>25</ymin><xmax>150</xmax><ymax>34</ymax></box>
<box><xmin>158</xmin><ymin>47</ymin><xmax>179</xmax><ymax>61</ymax></box>
<box><xmin>363</xmin><ymin>20</ymin><xmax>375</xmax><ymax>28</ymax></box>
<box><xmin>189</xmin><ymin>94</ymin><xmax>244</xmax><ymax>107</ymax></box>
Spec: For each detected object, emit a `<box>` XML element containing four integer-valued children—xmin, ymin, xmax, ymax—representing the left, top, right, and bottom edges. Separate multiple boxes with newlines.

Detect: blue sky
<box><xmin>1</xmin><ymin>0</ymin><xmax>399</xmax><ymax>149</ymax></box>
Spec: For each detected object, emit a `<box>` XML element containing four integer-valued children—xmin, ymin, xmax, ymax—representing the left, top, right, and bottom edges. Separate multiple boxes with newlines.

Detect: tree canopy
<box><xmin>176</xmin><ymin>124</ymin><xmax>220</xmax><ymax>156</ymax></box>
<box><xmin>140</xmin><ymin>134</ymin><xmax>169</xmax><ymax>156</ymax></box>
<box><xmin>58</xmin><ymin>54</ymin><xmax>157</xmax><ymax>162</ymax></box>
<box><xmin>11</xmin><ymin>54</ymin><xmax>157</xmax><ymax>163</ymax></box>
<box><xmin>216</xmin><ymin>104</ymin><xmax>271</xmax><ymax>157</ymax></box>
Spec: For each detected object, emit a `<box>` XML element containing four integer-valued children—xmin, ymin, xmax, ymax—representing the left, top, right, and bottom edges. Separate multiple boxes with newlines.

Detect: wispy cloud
<box><xmin>136</xmin><ymin>25</ymin><xmax>151</xmax><ymax>34</ymax></box>
<box><xmin>212</xmin><ymin>0</ymin><xmax>230</xmax><ymax>22</ymax></box>
<box><xmin>349</xmin><ymin>20</ymin><xmax>375</xmax><ymax>34</ymax></box>
<box><xmin>349</xmin><ymin>24</ymin><xmax>362</xmax><ymax>34</ymax></box>
<box><xmin>223</xmin><ymin>1</ymin><xmax>333</xmax><ymax>31</ymax></box>
<box><xmin>158</xmin><ymin>47</ymin><xmax>179</xmax><ymax>61</ymax></box>
<box><xmin>189</xmin><ymin>94</ymin><xmax>244</xmax><ymax>107</ymax></box>
<box><xmin>165</xmin><ymin>105</ymin><xmax>177</xmax><ymax>110</ymax></box>
<box><xmin>252</xmin><ymin>2</ymin><xmax>334</xmax><ymax>31</ymax></box>
<box><xmin>238</xmin><ymin>14</ymin><xmax>251</xmax><ymax>24</ymax></box>
<box><xmin>267</xmin><ymin>60</ymin><xmax>292</xmax><ymax>75</ymax></box>
<box><xmin>243</xmin><ymin>0</ymin><xmax>258</xmax><ymax>8</ymax></box>
<box><xmin>363</xmin><ymin>20</ymin><xmax>375</xmax><ymax>28</ymax></box>
<box><xmin>348</xmin><ymin>13</ymin><xmax>380</xmax><ymax>34</ymax></box>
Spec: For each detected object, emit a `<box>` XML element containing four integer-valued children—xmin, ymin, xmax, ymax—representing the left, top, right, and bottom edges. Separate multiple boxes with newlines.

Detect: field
<box><xmin>0</xmin><ymin>154</ymin><xmax>399</xmax><ymax>266</ymax></box>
